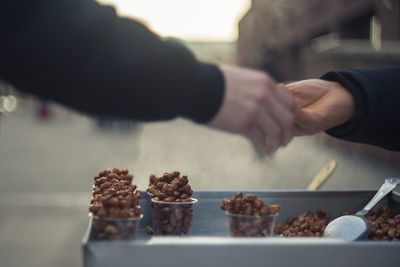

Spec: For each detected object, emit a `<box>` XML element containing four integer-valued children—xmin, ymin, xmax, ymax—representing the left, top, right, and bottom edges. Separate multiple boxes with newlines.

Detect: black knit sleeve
<box><xmin>0</xmin><ymin>0</ymin><xmax>224</xmax><ymax>123</ymax></box>
<box><xmin>321</xmin><ymin>68</ymin><xmax>400</xmax><ymax>151</ymax></box>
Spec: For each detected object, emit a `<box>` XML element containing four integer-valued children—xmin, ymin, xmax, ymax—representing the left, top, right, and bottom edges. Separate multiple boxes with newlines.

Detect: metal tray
<box><xmin>82</xmin><ymin>190</ymin><xmax>400</xmax><ymax>267</ymax></box>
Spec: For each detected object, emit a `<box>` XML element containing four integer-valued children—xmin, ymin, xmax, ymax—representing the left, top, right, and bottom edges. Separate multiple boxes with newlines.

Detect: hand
<box><xmin>286</xmin><ymin>79</ymin><xmax>355</xmax><ymax>136</ymax></box>
<box><xmin>207</xmin><ymin>66</ymin><xmax>295</xmax><ymax>153</ymax></box>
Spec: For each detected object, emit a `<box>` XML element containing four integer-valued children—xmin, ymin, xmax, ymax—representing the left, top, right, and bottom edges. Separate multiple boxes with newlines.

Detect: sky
<box><xmin>98</xmin><ymin>0</ymin><xmax>251</xmax><ymax>41</ymax></box>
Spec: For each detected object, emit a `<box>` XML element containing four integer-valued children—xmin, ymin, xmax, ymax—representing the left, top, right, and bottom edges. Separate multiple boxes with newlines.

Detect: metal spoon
<box><xmin>323</xmin><ymin>177</ymin><xmax>400</xmax><ymax>241</ymax></box>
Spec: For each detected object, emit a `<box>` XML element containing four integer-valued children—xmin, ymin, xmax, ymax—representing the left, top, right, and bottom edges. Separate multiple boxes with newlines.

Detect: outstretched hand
<box><xmin>208</xmin><ymin>66</ymin><xmax>295</xmax><ymax>153</ymax></box>
<box><xmin>285</xmin><ymin>79</ymin><xmax>355</xmax><ymax>136</ymax></box>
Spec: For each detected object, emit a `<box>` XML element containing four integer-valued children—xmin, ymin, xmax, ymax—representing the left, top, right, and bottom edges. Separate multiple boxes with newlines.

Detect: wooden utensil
<box><xmin>307</xmin><ymin>160</ymin><xmax>337</xmax><ymax>190</ymax></box>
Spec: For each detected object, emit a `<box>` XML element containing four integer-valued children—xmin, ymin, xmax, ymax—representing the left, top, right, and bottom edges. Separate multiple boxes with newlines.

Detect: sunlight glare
<box><xmin>98</xmin><ymin>0</ymin><xmax>250</xmax><ymax>41</ymax></box>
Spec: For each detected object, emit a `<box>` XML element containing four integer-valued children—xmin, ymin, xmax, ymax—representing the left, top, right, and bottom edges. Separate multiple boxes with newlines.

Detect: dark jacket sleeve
<box><xmin>321</xmin><ymin>68</ymin><xmax>400</xmax><ymax>151</ymax></box>
<box><xmin>0</xmin><ymin>0</ymin><xmax>224</xmax><ymax>123</ymax></box>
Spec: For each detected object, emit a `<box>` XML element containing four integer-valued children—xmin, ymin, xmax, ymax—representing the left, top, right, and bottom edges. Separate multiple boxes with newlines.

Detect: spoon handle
<box><xmin>356</xmin><ymin>178</ymin><xmax>400</xmax><ymax>216</ymax></box>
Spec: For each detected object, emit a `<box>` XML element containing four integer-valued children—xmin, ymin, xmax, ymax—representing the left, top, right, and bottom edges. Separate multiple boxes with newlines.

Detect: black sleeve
<box><xmin>321</xmin><ymin>68</ymin><xmax>400</xmax><ymax>151</ymax></box>
<box><xmin>0</xmin><ymin>0</ymin><xmax>224</xmax><ymax>123</ymax></box>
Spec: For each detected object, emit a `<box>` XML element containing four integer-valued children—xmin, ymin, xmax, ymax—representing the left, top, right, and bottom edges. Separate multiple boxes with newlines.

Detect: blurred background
<box><xmin>1</xmin><ymin>0</ymin><xmax>400</xmax><ymax>266</ymax></box>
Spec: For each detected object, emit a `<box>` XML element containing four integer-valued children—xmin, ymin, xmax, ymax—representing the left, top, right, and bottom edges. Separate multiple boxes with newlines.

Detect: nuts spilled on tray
<box><xmin>274</xmin><ymin>209</ymin><xmax>330</xmax><ymax>237</ymax></box>
<box><xmin>274</xmin><ymin>206</ymin><xmax>400</xmax><ymax>241</ymax></box>
<box><xmin>363</xmin><ymin>205</ymin><xmax>400</xmax><ymax>241</ymax></box>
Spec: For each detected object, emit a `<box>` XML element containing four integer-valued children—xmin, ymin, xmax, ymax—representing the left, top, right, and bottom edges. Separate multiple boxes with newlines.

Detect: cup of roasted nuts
<box><xmin>226</xmin><ymin>212</ymin><xmax>278</xmax><ymax>237</ymax></box>
<box><xmin>151</xmin><ymin>198</ymin><xmax>197</xmax><ymax>235</ymax></box>
<box><xmin>90</xmin><ymin>213</ymin><xmax>143</xmax><ymax>241</ymax></box>
<box><xmin>221</xmin><ymin>192</ymin><xmax>280</xmax><ymax>237</ymax></box>
<box><xmin>147</xmin><ymin>171</ymin><xmax>197</xmax><ymax>235</ymax></box>
<box><xmin>89</xmin><ymin>168</ymin><xmax>143</xmax><ymax>241</ymax></box>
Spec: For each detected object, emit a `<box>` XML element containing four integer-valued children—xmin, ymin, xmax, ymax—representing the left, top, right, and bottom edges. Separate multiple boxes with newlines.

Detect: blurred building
<box><xmin>238</xmin><ymin>0</ymin><xmax>400</xmax><ymax>81</ymax></box>
<box><xmin>185</xmin><ymin>41</ymin><xmax>237</xmax><ymax>65</ymax></box>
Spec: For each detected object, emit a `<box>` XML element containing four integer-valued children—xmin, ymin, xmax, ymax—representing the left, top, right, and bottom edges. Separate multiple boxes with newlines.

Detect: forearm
<box><xmin>321</xmin><ymin>68</ymin><xmax>400</xmax><ymax>150</ymax></box>
<box><xmin>0</xmin><ymin>0</ymin><xmax>224</xmax><ymax>122</ymax></box>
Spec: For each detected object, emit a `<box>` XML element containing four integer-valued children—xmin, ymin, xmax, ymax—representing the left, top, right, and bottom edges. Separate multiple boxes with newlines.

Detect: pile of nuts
<box><xmin>149</xmin><ymin>171</ymin><xmax>196</xmax><ymax>235</ymax></box>
<box><xmin>364</xmin><ymin>205</ymin><xmax>400</xmax><ymax>241</ymax></box>
<box><xmin>274</xmin><ymin>206</ymin><xmax>400</xmax><ymax>241</ymax></box>
<box><xmin>221</xmin><ymin>192</ymin><xmax>280</xmax><ymax>237</ymax></box>
<box><xmin>274</xmin><ymin>209</ymin><xmax>330</xmax><ymax>237</ymax></box>
<box><xmin>89</xmin><ymin>168</ymin><xmax>142</xmax><ymax>240</ymax></box>
<box><xmin>147</xmin><ymin>171</ymin><xmax>193</xmax><ymax>202</ymax></box>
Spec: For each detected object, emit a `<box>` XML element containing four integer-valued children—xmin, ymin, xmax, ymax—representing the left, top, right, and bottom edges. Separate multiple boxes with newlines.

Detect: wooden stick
<box><xmin>307</xmin><ymin>160</ymin><xmax>337</xmax><ymax>190</ymax></box>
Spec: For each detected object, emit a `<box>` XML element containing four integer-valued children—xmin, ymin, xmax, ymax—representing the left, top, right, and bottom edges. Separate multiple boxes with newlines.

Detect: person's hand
<box><xmin>207</xmin><ymin>66</ymin><xmax>295</xmax><ymax>153</ymax></box>
<box><xmin>286</xmin><ymin>79</ymin><xmax>355</xmax><ymax>136</ymax></box>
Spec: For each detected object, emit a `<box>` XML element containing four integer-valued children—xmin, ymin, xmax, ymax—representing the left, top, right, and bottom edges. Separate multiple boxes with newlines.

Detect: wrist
<box><xmin>332</xmin><ymin>81</ymin><xmax>355</xmax><ymax>124</ymax></box>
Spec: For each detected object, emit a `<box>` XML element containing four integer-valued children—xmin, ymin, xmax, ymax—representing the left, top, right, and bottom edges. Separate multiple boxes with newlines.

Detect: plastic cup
<box><xmin>226</xmin><ymin>212</ymin><xmax>278</xmax><ymax>237</ymax></box>
<box><xmin>89</xmin><ymin>213</ymin><xmax>143</xmax><ymax>241</ymax></box>
<box><xmin>151</xmin><ymin>198</ymin><xmax>198</xmax><ymax>235</ymax></box>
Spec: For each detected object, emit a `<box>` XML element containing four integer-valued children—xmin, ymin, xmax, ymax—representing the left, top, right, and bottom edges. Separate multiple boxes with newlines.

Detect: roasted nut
<box><xmin>99</xmin><ymin>169</ymin><xmax>111</xmax><ymax>177</ymax></box>
<box><xmin>104</xmin><ymin>225</ymin><xmax>118</xmax><ymax>234</ymax></box>
<box><xmin>89</xmin><ymin>202</ymin><xmax>102</xmax><ymax>213</ymax></box>
<box><xmin>145</xmin><ymin>226</ymin><xmax>154</xmax><ymax>235</ymax></box>
<box><xmin>97</xmin><ymin>207</ymin><xmax>108</xmax><ymax>217</ymax></box>
<box><xmin>164</xmin><ymin>196</ymin><xmax>175</xmax><ymax>202</ymax></box>
<box><xmin>118</xmin><ymin>199</ymin><xmax>128</xmax><ymax>209</ymax></box>
<box><xmin>108</xmin><ymin>197</ymin><xmax>119</xmax><ymax>207</ymax></box>
<box><xmin>100</xmin><ymin>182</ymin><xmax>112</xmax><ymax>191</ymax></box>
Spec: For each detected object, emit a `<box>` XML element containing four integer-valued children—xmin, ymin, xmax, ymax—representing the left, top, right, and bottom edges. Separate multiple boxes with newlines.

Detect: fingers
<box><xmin>269</xmin><ymin>85</ymin><xmax>295</xmax><ymax>146</ymax></box>
<box><xmin>276</xmin><ymin>84</ymin><xmax>296</xmax><ymax>111</ymax></box>
<box><xmin>252</xmin><ymin>82</ymin><xmax>295</xmax><ymax>149</ymax></box>
<box><xmin>286</xmin><ymin>79</ymin><xmax>329</xmax><ymax>108</ymax></box>
<box><xmin>255</xmin><ymin>106</ymin><xmax>281</xmax><ymax>152</ymax></box>
<box><xmin>263</xmin><ymin>99</ymin><xmax>293</xmax><ymax>147</ymax></box>
<box><xmin>246</xmin><ymin>99</ymin><xmax>294</xmax><ymax>153</ymax></box>
<box><xmin>243</xmin><ymin>87</ymin><xmax>295</xmax><ymax>153</ymax></box>
<box><xmin>286</xmin><ymin>79</ymin><xmax>340</xmax><ymax>136</ymax></box>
